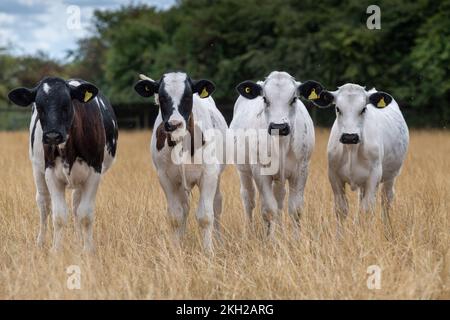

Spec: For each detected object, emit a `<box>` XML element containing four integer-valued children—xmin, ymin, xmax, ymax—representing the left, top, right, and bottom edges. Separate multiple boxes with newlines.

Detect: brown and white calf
<box><xmin>8</xmin><ymin>77</ymin><xmax>118</xmax><ymax>252</ymax></box>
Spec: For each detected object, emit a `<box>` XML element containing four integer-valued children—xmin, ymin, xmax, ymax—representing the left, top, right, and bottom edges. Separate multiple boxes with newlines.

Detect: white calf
<box><xmin>231</xmin><ymin>71</ymin><xmax>315</xmax><ymax>237</ymax></box>
<box><xmin>303</xmin><ymin>82</ymin><xmax>409</xmax><ymax>236</ymax></box>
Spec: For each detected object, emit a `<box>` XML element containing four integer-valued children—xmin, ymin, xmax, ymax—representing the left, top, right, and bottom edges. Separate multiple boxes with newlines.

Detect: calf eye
<box><xmin>336</xmin><ymin>107</ymin><xmax>341</xmax><ymax>114</ymax></box>
<box><xmin>290</xmin><ymin>97</ymin><xmax>297</xmax><ymax>106</ymax></box>
<box><xmin>263</xmin><ymin>97</ymin><xmax>270</xmax><ymax>107</ymax></box>
<box><xmin>360</xmin><ymin>107</ymin><xmax>367</xmax><ymax>115</ymax></box>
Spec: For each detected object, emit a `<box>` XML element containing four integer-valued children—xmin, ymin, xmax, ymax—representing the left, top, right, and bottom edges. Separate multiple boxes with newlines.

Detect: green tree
<box><xmin>9</xmin><ymin>0</ymin><xmax>448</xmax><ymax>128</ymax></box>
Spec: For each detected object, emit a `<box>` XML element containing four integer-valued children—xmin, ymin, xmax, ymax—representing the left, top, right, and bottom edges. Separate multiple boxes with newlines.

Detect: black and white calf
<box><xmin>8</xmin><ymin>77</ymin><xmax>118</xmax><ymax>252</ymax></box>
<box><xmin>134</xmin><ymin>72</ymin><xmax>227</xmax><ymax>253</ymax></box>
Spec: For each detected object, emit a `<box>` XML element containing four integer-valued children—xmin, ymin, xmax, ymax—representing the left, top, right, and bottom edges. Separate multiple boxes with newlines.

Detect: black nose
<box><xmin>268</xmin><ymin>123</ymin><xmax>290</xmax><ymax>136</ymax></box>
<box><xmin>43</xmin><ymin>131</ymin><xmax>63</xmax><ymax>145</ymax></box>
<box><xmin>164</xmin><ymin>120</ymin><xmax>183</xmax><ymax>132</ymax></box>
<box><xmin>340</xmin><ymin>133</ymin><xmax>360</xmax><ymax>144</ymax></box>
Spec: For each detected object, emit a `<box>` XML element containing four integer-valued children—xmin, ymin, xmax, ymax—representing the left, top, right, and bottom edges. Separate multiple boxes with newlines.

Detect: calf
<box><xmin>300</xmin><ymin>82</ymin><xmax>409</xmax><ymax>236</ymax></box>
<box><xmin>134</xmin><ymin>72</ymin><xmax>227</xmax><ymax>253</ymax></box>
<box><xmin>8</xmin><ymin>77</ymin><xmax>118</xmax><ymax>252</ymax></box>
<box><xmin>230</xmin><ymin>71</ymin><xmax>315</xmax><ymax>237</ymax></box>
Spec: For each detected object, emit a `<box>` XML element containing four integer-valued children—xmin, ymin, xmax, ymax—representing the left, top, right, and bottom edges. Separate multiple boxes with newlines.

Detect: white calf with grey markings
<box><xmin>304</xmin><ymin>82</ymin><xmax>409</xmax><ymax>237</ymax></box>
<box><xmin>231</xmin><ymin>71</ymin><xmax>315</xmax><ymax>237</ymax></box>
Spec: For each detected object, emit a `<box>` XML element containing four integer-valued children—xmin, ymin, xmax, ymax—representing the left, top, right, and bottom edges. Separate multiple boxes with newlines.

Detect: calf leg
<box><xmin>360</xmin><ymin>169</ymin><xmax>381</xmax><ymax>215</ymax></box>
<box><xmin>213</xmin><ymin>179</ymin><xmax>223</xmax><ymax>243</ymax></box>
<box><xmin>197</xmin><ymin>173</ymin><xmax>218</xmax><ymax>254</ymax></box>
<box><xmin>273</xmin><ymin>180</ymin><xmax>286</xmax><ymax>231</ymax></box>
<box><xmin>76</xmin><ymin>172</ymin><xmax>101</xmax><ymax>253</ymax></box>
<box><xmin>45</xmin><ymin>169</ymin><xmax>68</xmax><ymax>252</ymax></box>
<box><xmin>166</xmin><ymin>193</ymin><xmax>189</xmax><ymax>247</ymax></box>
<box><xmin>381</xmin><ymin>178</ymin><xmax>395</xmax><ymax>238</ymax></box>
<box><xmin>238</xmin><ymin>170</ymin><xmax>256</xmax><ymax>224</ymax></box>
<box><xmin>159</xmin><ymin>174</ymin><xmax>189</xmax><ymax>247</ymax></box>
<box><xmin>329</xmin><ymin>170</ymin><xmax>348</xmax><ymax>239</ymax></box>
<box><xmin>254</xmin><ymin>175</ymin><xmax>278</xmax><ymax>238</ymax></box>
<box><xmin>288</xmin><ymin>166</ymin><xmax>308</xmax><ymax>239</ymax></box>
<box><xmin>33</xmin><ymin>169</ymin><xmax>50</xmax><ymax>247</ymax></box>
<box><xmin>354</xmin><ymin>187</ymin><xmax>365</xmax><ymax>225</ymax></box>
<box><xmin>72</xmin><ymin>189</ymin><xmax>82</xmax><ymax>243</ymax></box>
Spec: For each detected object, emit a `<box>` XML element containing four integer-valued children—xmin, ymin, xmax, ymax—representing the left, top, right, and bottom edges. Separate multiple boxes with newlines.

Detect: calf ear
<box><xmin>236</xmin><ymin>81</ymin><xmax>262</xmax><ymax>99</ymax></box>
<box><xmin>298</xmin><ymin>80</ymin><xmax>334</xmax><ymax>108</ymax></box>
<box><xmin>8</xmin><ymin>87</ymin><xmax>36</xmax><ymax>107</ymax></box>
<box><xmin>192</xmin><ymin>79</ymin><xmax>215</xmax><ymax>98</ymax></box>
<box><xmin>368</xmin><ymin>91</ymin><xmax>393</xmax><ymax>108</ymax></box>
<box><xmin>134</xmin><ymin>79</ymin><xmax>159</xmax><ymax>98</ymax></box>
<box><xmin>70</xmin><ymin>82</ymin><xmax>99</xmax><ymax>103</ymax></box>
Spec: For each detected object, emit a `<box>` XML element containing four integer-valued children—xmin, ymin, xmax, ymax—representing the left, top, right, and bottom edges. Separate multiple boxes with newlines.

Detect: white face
<box><xmin>333</xmin><ymin>84</ymin><xmax>369</xmax><ymax>144</ymax></box>
<box><xmin>262</xmin><ymin>72</ymin><xmax>298</xmax><ymax>136</ymax></box>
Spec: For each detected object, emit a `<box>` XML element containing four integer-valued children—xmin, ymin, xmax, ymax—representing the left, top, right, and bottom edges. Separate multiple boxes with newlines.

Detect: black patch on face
<box><xmin>177</xmin><ymin>79</ymin><xmax>194</xmax><ymax>122</ymax></box>
<box><xmin>158</xmin><ymin>77</ymin><xmax>193</xmax><ymax>125</ymax></box>
<box><xmin>34</xmin><ymin>77</ymin><xmax>74</xmax><ymax>143</ymax></box>
<box><xmin>157</xmin><ymin>81</ymin><xmax>174</xmax><ymax>123</ymax></box>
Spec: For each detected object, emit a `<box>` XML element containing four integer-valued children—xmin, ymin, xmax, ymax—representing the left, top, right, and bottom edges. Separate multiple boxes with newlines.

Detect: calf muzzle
<box><xmin>164</xmin><ymin>120</ymin><xmax>183</xmax><ymax>132</ymax></box>
<box><xmin>43</xmin><ymin>131</ymin><xmax>64</xmax><ymax>145</ymax></box>
<box><xmin>340</xmin><ymin>133</ymin><xmax>360</xmax><ymax>144</ymax></box>
<box><xmin>268</xmin><ymin>122</ymin><xmax>290</xmax><ymax>136</ymax></box>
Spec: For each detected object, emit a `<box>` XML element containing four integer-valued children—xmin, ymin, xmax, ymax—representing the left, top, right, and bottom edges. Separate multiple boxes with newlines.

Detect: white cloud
<box><xmin>0</xmin><ymin>0</ymin><xmax>176</xmax><ymax>60</ymax></box>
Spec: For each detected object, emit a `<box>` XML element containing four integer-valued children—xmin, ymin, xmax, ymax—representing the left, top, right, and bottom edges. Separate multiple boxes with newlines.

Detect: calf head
<box><xmin>237</xmin><ymin>71</ymin><xmax>317</xmax><ymax>137</ymax></box>
<box><xmin>8</xmin><ymin>77</ymin><xmax>98</xmax><ymax>145</ymax></box>
<box><xmin>134</xmin><ymin>72</ymin><xmax>215</xmax><ymax>142</ymax></box>
<box><xmin>299</xmin><ymin>81</ymin><xmax>394</xmax><ymax>144</ymax></box>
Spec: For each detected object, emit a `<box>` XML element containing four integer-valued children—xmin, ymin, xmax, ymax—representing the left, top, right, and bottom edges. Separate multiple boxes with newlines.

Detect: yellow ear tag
<box><xmin>200</xmin><ymin>87</ymin><xmax>209</xmax><ymax>98</ymax></box>
<box><xmin>308</xmin><ymin>88</ymin><xmax>319</xmax><ymax>100</ymax></box>
<box><xmin>245</xmin><ymin>87</ymin><xmax>251</xmax><ymax>94</ymax></box>
<box><xmin>84</xmin><ymin>91</ymin><xmax>93</xmax><ymax>102</ymax></box>
<box><xmin>377</xmin><ymin>97</ymin><xmax>386</xmax><ymax>108</ymax></box>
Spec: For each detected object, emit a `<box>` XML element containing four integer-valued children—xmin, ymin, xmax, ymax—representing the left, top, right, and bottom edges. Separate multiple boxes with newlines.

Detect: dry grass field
<box><xmin>0</xmin><ymin>129</ymin><xmax>449</xmax><ymax>299</ymax></box>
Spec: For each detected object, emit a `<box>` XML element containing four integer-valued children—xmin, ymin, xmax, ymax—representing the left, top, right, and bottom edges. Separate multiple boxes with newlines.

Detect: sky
<box><xmin>0</xmin><ymin>0</ymin><xmax>176</xmax><ymax>61</ymax></box>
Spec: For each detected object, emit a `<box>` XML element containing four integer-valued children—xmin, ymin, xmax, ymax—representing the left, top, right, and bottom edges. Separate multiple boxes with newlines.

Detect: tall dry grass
<box><xmin>0</xmin><ymin>129</ymin><xmax>449</xmax><ymax>299</ymax></box>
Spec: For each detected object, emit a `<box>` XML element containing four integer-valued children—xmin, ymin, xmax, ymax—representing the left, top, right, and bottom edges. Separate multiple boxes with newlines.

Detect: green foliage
<box><xmin>1</xmin><ymin>0</ymin><xmax>449</xmax><ymax>129</ymax></box>
<box><xmin>409</xmin><ymin>2</ymin><xmax>450</xmax><ymax>126</ymax></box>
<box><xmin>1</xmin><ymin>50</ymin><xmax>66</xmax><ymax>100</ymax></box>
<box><xmin>0</xmin><ymin>50</ymin><xmax>66</xmax><ymax>130</ymax></box>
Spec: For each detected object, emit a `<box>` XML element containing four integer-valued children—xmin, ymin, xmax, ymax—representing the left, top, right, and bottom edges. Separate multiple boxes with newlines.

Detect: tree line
<box><xmin>1</xmin><ymin>0</ymin><xmax>449</xmax><ymax>129</ymax></box>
